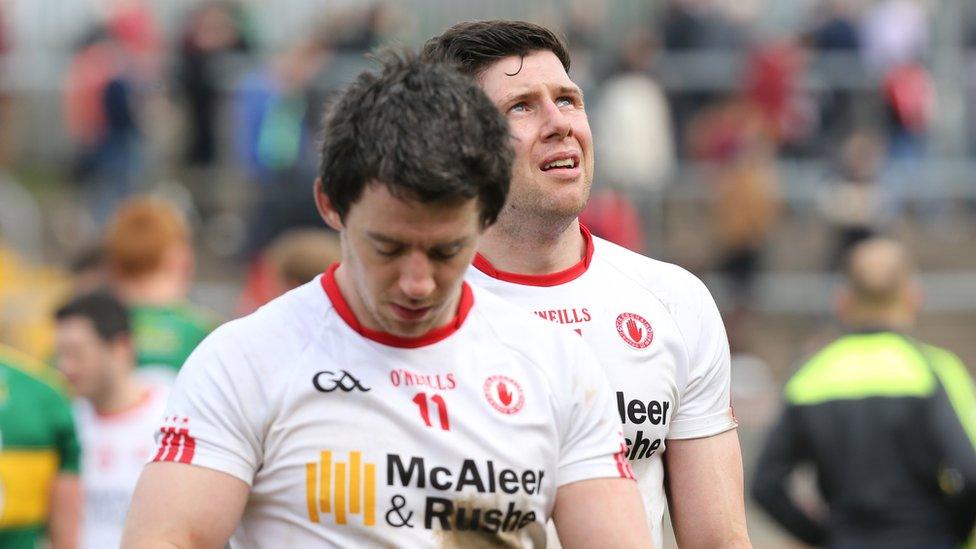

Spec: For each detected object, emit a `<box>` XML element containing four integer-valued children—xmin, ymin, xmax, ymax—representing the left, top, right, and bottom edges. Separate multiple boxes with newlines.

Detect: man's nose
<box><xmin>540</xmin><ymin>99</ymin><xmax>572</xmax><ymax>141</ymax></box>
<box><xmin>398</xmin><ymin>251</ymin><xmax>436</xmax><ymax>300</ymax></box>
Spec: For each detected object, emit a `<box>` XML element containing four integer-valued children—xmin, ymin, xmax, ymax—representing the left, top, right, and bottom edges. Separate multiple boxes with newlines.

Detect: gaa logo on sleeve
<box><xmin>615</xmin><ymin>312</ymin><xmax>653</xmax><ymax>349</ymax></box>
<box><xmin>483</xmin><ymin>375</ymin><xmax>524</xmax><ymax>415</ymax></box>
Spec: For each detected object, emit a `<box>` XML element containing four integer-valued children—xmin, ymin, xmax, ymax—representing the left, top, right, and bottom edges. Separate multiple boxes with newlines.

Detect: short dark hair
<box><xmin>55</xmin><ymin>291</ymin><xmax>130</xmax><ymax>342</ymax></box>
<box><xmin>317</xmin><ymin>52</ymin><xmax>512</xmax><ymax>227</ymax></box>
<box><xmin>421</xmin><ymin>20</ymin><xmax>570</xmax><ymax>79</ymax></box>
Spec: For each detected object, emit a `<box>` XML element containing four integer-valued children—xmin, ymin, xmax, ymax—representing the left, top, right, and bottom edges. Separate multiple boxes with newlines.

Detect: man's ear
<box><xmin>314</xmin><ymin>178</ymin><xmax>343</xmax><ymax>231</ymax></box>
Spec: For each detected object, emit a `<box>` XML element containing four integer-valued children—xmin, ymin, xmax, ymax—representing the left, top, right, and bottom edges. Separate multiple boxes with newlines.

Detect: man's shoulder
<box><xmin>195</xmin><ymin>279</ymin><xmax>331</xmax><ymax>363</ymax></box>
<box><xmin>469</xmin><ymin>285</ymin><xmax>590</xmax><ymax>351</ymax></box>
<box><xmin>0</xmin><ymin>344</ymin><xmax>69</xmax><ymax>402</ymax></box>
<box><xmin>591</xmin><ymin>235</ymin><xmax>714</xmax><ymax>306</ymax></box>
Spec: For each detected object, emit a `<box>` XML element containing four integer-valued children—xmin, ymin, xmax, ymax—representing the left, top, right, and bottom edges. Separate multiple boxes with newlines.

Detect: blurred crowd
<box><xmin>0</xmin><ymin>0</ymin><xmax>972</xmax><ymax>395</ymax></box>
<box><xmin>0</xmin><ymin>0</ymin><xmax>975</xmax><ymax>546</ymax></box>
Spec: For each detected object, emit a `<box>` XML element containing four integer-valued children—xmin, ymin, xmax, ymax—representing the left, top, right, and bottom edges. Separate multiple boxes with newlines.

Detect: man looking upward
<box><xmin>122</xmin><ymin>53</ymin><xmax>652</xmax><ymax>548</ymax></box>
<box><xmin>424</xmin><ymin>20</ymin><xmax>750</xmax><ymax>548</ymax></box>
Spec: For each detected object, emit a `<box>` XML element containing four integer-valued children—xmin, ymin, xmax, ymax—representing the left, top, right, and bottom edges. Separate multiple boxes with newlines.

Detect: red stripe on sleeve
<box><xmin>614</xmin><ymin>442</ymin><xmax>635</xmax><ymax>480</ymax></box>
<box><xmin>163</xmin><ymin>428</ymin><xmax>183</xmax><ymax>462</ymax></box>
<box><xmin>153</xmin><ymin>427</ymin><xmax>175</xmax><ymax>462</ymax></box>
<box><xmin>178</xmin><ymin>430</ymin><xmax>196</xmax><ymax>464</ymax></box>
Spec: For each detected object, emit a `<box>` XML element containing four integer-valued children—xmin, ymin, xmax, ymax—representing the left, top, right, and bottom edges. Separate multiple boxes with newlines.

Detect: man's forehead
<box><xmin>57</xmin><ymin>316</ymin><xmax>99</xmax><ymax>337</ymax></box>
<box><xmin>480</xmin><ymin>51</ymin><xmax>577</xmax><ymax>92</ymax></box>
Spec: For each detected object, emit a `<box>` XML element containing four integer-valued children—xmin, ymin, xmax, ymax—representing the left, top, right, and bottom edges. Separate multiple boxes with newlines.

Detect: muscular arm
<box><xmin>552</xmin><ymin>477</ymin><xmax>653</xmax><ymax>548</ymax></box>
<box><xmin>665</xmin><ymin>429</ymin><xmax>751</xmax><ymax>548</ymax></box>
<box><xmin>49</xmin><ymin>473</ymin><xmax>81</xmax><ymax>549</ymax></box>
<box><xmin>121</xmin><ymin>462</ymin><xmax>250</xmax><ymax>549</ymax></box>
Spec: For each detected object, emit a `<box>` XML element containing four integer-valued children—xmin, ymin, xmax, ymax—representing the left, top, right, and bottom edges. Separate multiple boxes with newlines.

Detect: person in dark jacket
<box><xmin>752</xmin><ymin>237</ymin><xmax>976</xmax><ymax>548</ymax></box>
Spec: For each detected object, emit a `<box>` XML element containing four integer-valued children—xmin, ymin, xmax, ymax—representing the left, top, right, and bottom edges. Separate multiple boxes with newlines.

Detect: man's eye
<box><xmin>376</xmin><ymin>247</ymin><xmax>401</xmax><ymax>257</ymax></box>
<box><xmin>509</xmin><ymin>102</ymin><xmax>528</xmax><ymax>113</ymax></box>
<box><xmin>556</xmin><ymin>97</ymin><xmax>575</xmax><ymax>107</ymax></box>
<box><xmin>430</xmin><ymin>246</ymin><xmax>462</xmax><ymax>260</ymax></box>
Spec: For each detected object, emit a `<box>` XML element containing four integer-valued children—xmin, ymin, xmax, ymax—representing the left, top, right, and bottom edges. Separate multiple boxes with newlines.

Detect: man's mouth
<box><xmin>539</xmin><ymin>153</ymin><xmax>581</xmax><ymax>175</ymax></box>
<box><xmin>390</xmin><ymin>303</ymin><xmax>433</xmax><ymax>322</ymax></box>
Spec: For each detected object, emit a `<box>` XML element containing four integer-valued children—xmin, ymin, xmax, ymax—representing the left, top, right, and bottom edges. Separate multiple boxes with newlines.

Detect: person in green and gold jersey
<box><xmin>103</xmin><ymin>198</ymin><xmax>218</xmax><ymax>383</ymax></box>
<box><xmin>0</xmin><ymin>344</ymin><xmax>81</xmax><ymax>549</ymax></box>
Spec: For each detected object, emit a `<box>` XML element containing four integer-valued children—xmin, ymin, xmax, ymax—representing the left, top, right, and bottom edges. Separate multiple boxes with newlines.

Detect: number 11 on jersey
<box><xmin>412</xmin><ymin>392</ymin><xmax>450</xmax><ymax>430</ymax></box>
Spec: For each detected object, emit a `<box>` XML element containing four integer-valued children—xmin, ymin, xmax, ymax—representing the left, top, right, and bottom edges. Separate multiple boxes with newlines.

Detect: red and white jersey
<box><xmin>74</xmin><ymin>383</ymin><xmax>169</xmax><ymax>549</ymax></box>
<box><xmin>151</xmin><ymin>265</ymin><xmax>632</xmax><ymax>548</ymax></box>
<box><xmin>467</xmin><ymin>225</ymin><xmax>736</xmax><ymax>548</ymax></box>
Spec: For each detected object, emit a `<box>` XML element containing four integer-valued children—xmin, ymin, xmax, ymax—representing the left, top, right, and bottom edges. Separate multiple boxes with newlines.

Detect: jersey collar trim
<box><xmin>320</xmin><ymin>263</ymin><xmax>475</xmax><ymax>348</ymax></box>
<box><xmin>94</xmin><ymin>388</ymin><xmax>155</xmax><ymax>421</ymax></box>
<box><xmin>472</xmin><ymin>224</ymin><xmax>594</xmax><ymax>287</ymax></box>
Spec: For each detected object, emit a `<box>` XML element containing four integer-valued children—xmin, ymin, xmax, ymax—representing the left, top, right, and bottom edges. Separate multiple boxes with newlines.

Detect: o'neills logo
<box><xmin>615</xmin><ymin>313</ymin><xmax>653</xmax><ymax>349</ymax></box>
<box><xmin>483</xmin><ymin>375</ymin><xmax>524</xmax><ymax>415</ymax></box>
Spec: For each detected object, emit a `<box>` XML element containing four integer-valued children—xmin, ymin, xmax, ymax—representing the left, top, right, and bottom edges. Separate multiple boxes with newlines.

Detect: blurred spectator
<box><xmin>330</xmin><ymin>2</ymin><xmax>397</xmax><ymax>54</ymax></box>
<box><xmin>661</xmin><ymin>0</ymin><xmax>744</xmax><ymax>51</ymax></box>
<box><xmin>819</xmin><ymin>130</ymin><xmax>886</xmax><ymax>270</ymax></box>
<box><xmin>661</xmin><ymin>0</ymin><xmax>745</xmax><ymax>155</ymax></box>
<box><xmin>860</xmin><ymin>0</ymin><xmax>930</xmax><ymax>76</ymax></box>
<box><xmin>881</xmin><ymin>60</ymin><xmax>937</xmax><ymax>222</ymax></box>
<box><xmin>234</xmin><ymin>38</ymin><xmax>327</xmax><ymax>256</ymax></box>
<box><xmin>593</xmin><ymin>27</ymin><xmax>674</xmax><ymax>193</ymax></box>
<box><xmin>99</xmin><ymin>0</ymin><xmax>163</xmax><ymax>75</ymax></box>
<box><xmin>743</xmin><ymin>38</ymin><xmax>817</xmax><ymax>155</ymax></box>
<box><xmin>710</xmin><ymin>117</ymin><xmax>781</xmax><ymax>309</ymax></box>
<box><xmin>809</xmin><ymin>1</ymin><xmax>863</xmax><ymax>149</ymax></box>
<box><xmin>103</xmin><ymin>198</ymin><xmax>217</xmax><ymax>382</ymax></box>
<box><xmin>236</xmin><ymin>228</ymin><xmax>341</xmax><ymax>315</ymax></box>
<box><xmin>64</xmin><ymin>26</ymin><xmax>147</xmax><ymax>225</ymax></box>
<box><xmin>686</xmin><ymin>94</ymin><xmax>766</xmax><ymax>162</ymax></box>
<box><xmin>54</xmin><ymin>291</ymin><xmax>168</xmax><ymax>549</ymax></box>
<box><xmin>812</xmin><ymin>0</ymin><xmax>861</xmax><ymax>51</ymax></box>
<box><xmin>752</xmin><ymin>238</ymin><xmax>976</xmax><ymax>547</ymax></box>
<box><xmin>176</xmin><ymin>1</ymin><xmax>251</xmax><ymax>168</ymax></box>
<box><xmin>579</xmin><ymin>189</ymin><xmax>646</xmax><ymax>253</ymax></box>
<box><xmin>0</xmin><ymin>343</ymin><xmax>81</xmax><ymax>549</ymax></box>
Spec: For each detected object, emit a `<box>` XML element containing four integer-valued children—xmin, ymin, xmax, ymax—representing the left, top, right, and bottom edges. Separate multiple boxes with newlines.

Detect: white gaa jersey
<box><xmin>151</xmin><ymin>265</ymin><xmax>633</xmax><ymax>548</ymax></box>
<box><xmin>467</xmin><ymin>225</ymin><xmax>737</xmax><ymax>548</ymax></box>
<box><xmin>75</xmin><ymin>382</ymin><xmax>169</xmax><ymax>549</ymax></box>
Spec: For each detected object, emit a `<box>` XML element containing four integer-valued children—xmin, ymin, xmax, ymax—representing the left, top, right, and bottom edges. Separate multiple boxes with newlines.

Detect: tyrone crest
<box><xmin>483</xmin><ymin>375</ymin><xmax>524</xmax><ymax>415</ymax></box>
<box><xmin>615</xmin><ymin>312</ymin><xmax>653</xmax><ymax>349</ymax></box>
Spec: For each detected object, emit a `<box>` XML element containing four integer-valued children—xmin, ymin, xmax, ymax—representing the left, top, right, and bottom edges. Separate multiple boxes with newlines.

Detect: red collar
<box><xmin>320</xmin><ymin>263</ymin><xmax>474</xmax><ymax>348</ymax></box>
<box><xmin>472</xmin><ymin>224</ymin><xmax>594</xmax><ymax>287</ymax></box>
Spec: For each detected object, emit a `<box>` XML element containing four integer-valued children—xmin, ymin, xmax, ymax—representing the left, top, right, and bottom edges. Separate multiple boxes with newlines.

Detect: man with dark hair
<box><xmin>424</xmin><ymin>20</ymin><xmax>750</xmax><ymax>548</ymax></box>
<box><xmin>54</xmin><ymin>291</ymin><xmax>168</xmax><ymax>549</ymax></box>
<box><xmin>753</xmin><ymin>238</ymin><xmax>976</xmax><ymax>547</ymax></box>
<box><xmin>123</xmin><ymin>54</ymin><xmax>652</xmax><ymax>547</ymax></box>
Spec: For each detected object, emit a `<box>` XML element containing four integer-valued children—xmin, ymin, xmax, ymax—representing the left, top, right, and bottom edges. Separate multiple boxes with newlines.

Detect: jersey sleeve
<box><xmin>555</xmin><ymin>336</ymin><xmax>634</xmax><ymax>487</ymax></box>
<box><xmin>668</xmin><ymin>274</ymin><xmax>737</xmax><ymax>439</ymax></box>
<box><xmin>150</xmin><ymin>325</ymin><xmax>268</xmax><ymax>486</ymax></box>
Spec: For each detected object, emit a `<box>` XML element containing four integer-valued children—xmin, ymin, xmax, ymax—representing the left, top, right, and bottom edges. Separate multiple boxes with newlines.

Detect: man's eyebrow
<box><xmin>499</xmin><ymin>85</ymin><xmax>583</xmax><ymax>106</ymax></box>
<box><xmin>365</xmin><ymin>232</ymin><xmax>401</xmax><ymax>245</ymax></box>
<box><xmin>366</xmin><ymin>232</ymin><xmax>469</xmax><ymax>248</ymax></box>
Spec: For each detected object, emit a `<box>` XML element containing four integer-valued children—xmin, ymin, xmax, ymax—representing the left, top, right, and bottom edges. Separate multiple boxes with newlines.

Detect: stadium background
<box><xmin>1</xmin><ymin>0</ymin><xmax>974</xmax><ymax>546</ymax></box>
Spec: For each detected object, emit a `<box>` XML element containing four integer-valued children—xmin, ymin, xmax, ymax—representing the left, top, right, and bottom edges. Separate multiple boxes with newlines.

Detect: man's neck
<box><xmin>116</xmin><ymin>272</ymin><xmax>186</xmax><ymax>306</ymax></box>
<box><xmin>92</xmin><ymin>375</ymin><xmax>145</xmax><ymax>416</ymax></box>
<box><xmin>478</xmin><ymin>216</ymin><xmax>585</xmax><ymax>275</ymax></box>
